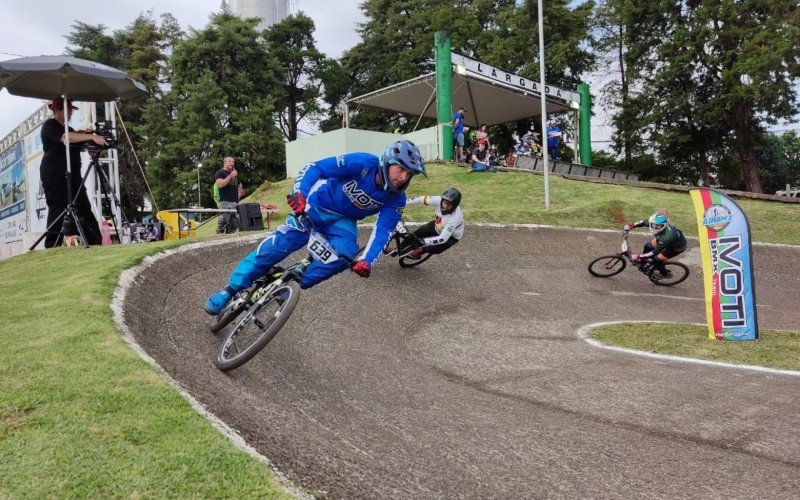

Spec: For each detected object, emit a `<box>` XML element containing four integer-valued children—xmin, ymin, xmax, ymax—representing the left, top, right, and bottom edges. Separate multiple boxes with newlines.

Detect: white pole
<box><xmin>197</xmin><ymin>163</ymin><xmax>202</xmax><ymax>207</ymax></box>
<box><xmin>537</xmin><ymin>0</ymin><xmax>550</xmax><ymax>209</ymax></box>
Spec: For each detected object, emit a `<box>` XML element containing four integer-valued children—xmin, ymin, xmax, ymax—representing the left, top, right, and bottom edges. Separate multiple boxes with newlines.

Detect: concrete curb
<box><xmin>576</xmin><ymin>320</ymin><xmax>800</xmax><ymax>378</ymax></box>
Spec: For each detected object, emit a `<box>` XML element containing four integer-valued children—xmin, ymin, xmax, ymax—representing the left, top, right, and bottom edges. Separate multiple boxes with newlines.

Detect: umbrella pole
<box><xmin>28</xmin><ymin>96</ymin><xmax>90</xmax><ymax>251</ymax></box>
<box><xmin>60</xmin><ymin>94</ymin><xmax>89</xmax><ymax>248</ymax></box>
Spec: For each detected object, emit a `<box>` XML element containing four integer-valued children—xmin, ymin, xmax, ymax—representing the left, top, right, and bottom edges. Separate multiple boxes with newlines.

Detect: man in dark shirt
<box><xmin>466</xmin><ymin>142</ymin><xmax>496</xmax><ymax>173</ymax></box>
<box><xmin>40</xmin><ymin>97</ymin><xmax>108</xmax><ymax>247</ymax></box>
<box><xmin>214</xmin><ymin>155</ymin><xmax>242</xmax><ymax>234</ymax></box>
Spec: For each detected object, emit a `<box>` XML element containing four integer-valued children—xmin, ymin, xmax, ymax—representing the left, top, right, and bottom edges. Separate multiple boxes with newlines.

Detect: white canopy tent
<box><xmin>346</xmin><ymin>70</ymin><xmax>576</xmax><ymax>129</ymax></box>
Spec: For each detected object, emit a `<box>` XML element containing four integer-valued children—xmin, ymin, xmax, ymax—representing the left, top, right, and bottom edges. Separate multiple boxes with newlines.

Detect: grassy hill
<box><xmin>208</xmin><ymin>162</ymin><xmax>800</xmax><ymax>245</ymax></box>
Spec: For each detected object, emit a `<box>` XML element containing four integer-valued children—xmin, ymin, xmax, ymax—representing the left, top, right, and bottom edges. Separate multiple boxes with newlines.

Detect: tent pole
<box><xmin>413</xmin><ymin>88</ymin><xmax>437</xmax><ymax>132</ymax></box>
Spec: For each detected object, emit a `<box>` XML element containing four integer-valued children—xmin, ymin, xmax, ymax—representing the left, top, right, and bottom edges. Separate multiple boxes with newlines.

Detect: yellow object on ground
<box><xmin>157</xmin><ymin>210</ymin><xmax>198</xmax><ymax>239</ymax></box>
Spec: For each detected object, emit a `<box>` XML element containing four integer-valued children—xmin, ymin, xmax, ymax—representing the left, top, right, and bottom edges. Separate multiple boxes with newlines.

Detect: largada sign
<box><xmin>689</xmin><ymin>188</ymin><xmax>758</xmax><ymax>340</ymax></box>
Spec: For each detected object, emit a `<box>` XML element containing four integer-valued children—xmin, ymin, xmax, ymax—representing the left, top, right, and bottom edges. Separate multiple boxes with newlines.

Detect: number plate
<box><xmin>307</xmin><ymin>232</ymin><xmax>339</xmax><ymax>264</ymax></box>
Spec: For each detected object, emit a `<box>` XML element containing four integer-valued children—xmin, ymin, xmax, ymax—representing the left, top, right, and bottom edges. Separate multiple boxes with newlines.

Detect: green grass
<box><xmin>590</xmin><ymin>323</ymin><xmax>800</xmax><ymax>371</ymax></box>
<box><xmin>0</xmin><ymin>243</ymin><xmax>290</xmax><ymax>498</ymax></box>
<box><xmin>211</xmin><ymin>162</ymin><xmax>800</xmax><ymax>245</ymax></box>
<box><xmin>2</xmin><ymin>161</ymin><xmax>798</xmax><ymax>496</ymax></box>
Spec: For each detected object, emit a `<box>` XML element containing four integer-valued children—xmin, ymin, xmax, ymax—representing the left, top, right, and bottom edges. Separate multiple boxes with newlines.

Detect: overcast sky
<box><xmin>0</xmin><ymin>0</ymin><xmax>364</xmax><ymax>139</ymax></box>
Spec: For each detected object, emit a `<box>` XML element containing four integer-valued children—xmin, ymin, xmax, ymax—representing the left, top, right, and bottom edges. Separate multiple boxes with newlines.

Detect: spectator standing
<box><xmin>214</xmin><ymin>156</ymin><xmax>242</xmax><ymax>234</ymax></box>
<box><xmin>546</xmin><ymin>120</ymin><xmax>562</xmax><ymax>161</ymax></box>
<box><xmin>466</xmin><ymin>142</ymin><xmax>496</xmax><ymax>173</ymax></box>
<box><xmin>451</xmin><ymin>106</ymin><xmax>466</xmax><ymax>162</ymax></box>
<box><xmin>476</xmin><ymin>124</ymin><xmax>490</xmax><ymax>150</ymax></box>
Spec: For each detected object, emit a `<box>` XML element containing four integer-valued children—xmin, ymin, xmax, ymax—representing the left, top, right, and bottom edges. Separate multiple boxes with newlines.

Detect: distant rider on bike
<box><xmin>205</xmin><ymin>140</ymin><xmax>426</xmax><ymax>315</ymax></box>
<box><xmin>623</xmin><ymin>210</ymin><xmax>687</xmax><ymax>276</ymax></box>
<box><xmin>403</xmin><ymin>187</ymin><xmax>465</xmax><ymax>259</ymax></box>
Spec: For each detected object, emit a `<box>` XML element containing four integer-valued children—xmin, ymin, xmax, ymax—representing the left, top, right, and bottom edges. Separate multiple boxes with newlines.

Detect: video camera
<box><xmin>82</xmin><ymin>120</ymin><xmax>117</xmax><ymax>153</ymax></box>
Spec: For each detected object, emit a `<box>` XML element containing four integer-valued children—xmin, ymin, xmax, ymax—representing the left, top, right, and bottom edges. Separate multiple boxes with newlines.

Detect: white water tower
<box><xmin>230</xmin><ymin>0</ymin><xmax>294</xmax><ymax>30</ymax></box>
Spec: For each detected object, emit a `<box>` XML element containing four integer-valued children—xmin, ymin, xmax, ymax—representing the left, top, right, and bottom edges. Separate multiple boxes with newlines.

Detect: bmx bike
<box><xmin>211</xmin><ymin>213</ymin><xmax>357</xmax><ymax>371</ymax></box>
<box><xmin>587</xmin><ymin>231</ymin><xmax>689</xmax><ymax>286</ymax></box>
<box><xmin>382</xmin><ymin>219</ymin><xmax>432</xmax><ymax>268</ymax></box>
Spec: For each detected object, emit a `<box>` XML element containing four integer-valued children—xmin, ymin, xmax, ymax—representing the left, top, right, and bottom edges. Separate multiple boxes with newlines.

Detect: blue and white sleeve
<box><xmin>362</xmin><ymin>204</ymin><xmax>404</xmax><ymax>265</ymax></box>
<box><xmin>294</xmin><ymin>154</ymin><xmax>362</xmax><ymax>195</ymax></box>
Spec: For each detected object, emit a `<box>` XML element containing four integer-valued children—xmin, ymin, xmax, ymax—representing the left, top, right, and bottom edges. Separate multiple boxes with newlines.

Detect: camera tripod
<box><xmin>29</xmin><ymin>148</ymin><xmax>126</xmax><ymax>250</ymax></box>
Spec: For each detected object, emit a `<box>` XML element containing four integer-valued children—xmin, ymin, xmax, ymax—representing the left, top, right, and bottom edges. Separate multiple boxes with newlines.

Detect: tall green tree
<box><xmin>265</xmin><ymin>13</ymin><xmax>327</xmax><ymax>141</ymax></box>
<box><xmin>755</xmin><ymin>131</ymin><xmax>800</xmax><ymax>193</ymax></box>
<box><xmin>699</xmin><ymin>0</ymin><xmax>800</xmax><ymax>193</ymax></box>
<box><xmin>591</xmin><ymin>0</ymin><xmax>660</xmax><ymax>167</ymax></box>
<box><xmin>317</xmin><ymin>58</ymin><xmax>353</xmax><ymax>132</ymax></box>
<box><xmin>65</xmin><ymin>12</ymin><xmax>179</xmax><ymax>217</ymax></box>
<box><xmin>137</xmin><ymin>13</ymin><xmax>284</xmax><ymax>209</ymax></box>
<box><xmin>596</xmin><ymin>0</ymin><xmax>800</xmax><ymax>192</ymax></box>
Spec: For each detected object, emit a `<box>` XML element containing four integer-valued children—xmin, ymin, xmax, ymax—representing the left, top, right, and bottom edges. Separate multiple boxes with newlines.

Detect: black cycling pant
<box><xmin>412</xmin><ymin>221</ymin><xmax>459</xmax><ymax>255</ymax></box>
<box><xmin>643</xmin><ymin>242</ymin><xmax>684</xmax><ymax>272</ymax></box>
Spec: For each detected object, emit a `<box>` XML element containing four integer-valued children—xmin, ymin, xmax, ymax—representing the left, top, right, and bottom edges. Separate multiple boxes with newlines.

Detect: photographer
<box><xmin>40</xmin><ymin>97</ymin><xmax>107</xmax><ymax>247</ymax></box>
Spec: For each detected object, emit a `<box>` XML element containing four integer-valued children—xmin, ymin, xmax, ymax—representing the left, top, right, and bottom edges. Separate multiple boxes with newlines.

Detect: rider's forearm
<box><xmin>422</xmin><ymin>224</ymin><xmax>456</xmax><ymax>246</ymax></box>
<box><xmin>422</xmin><ymin>233</ymin><xmax>451</xmax><ymax>246</ymax></box>
<box><xmin>364</xmin><ymin>210</ymin><xmax>401</xmax><ymax>264</ymax></box>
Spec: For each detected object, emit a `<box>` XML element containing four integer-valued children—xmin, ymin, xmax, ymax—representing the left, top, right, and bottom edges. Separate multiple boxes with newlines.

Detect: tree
<box><xmin>317</xmin><ymin>58</ymin><xmax>353</xmax><ymax>132</ymax></box>
<box><xmin>699</xmin><ymin>0</ymin><xmax>800</xmax><ymax>193</ymax></box>
<box><xmin>755</xmin><ymin>131</ymin><xmax>800</xmax><ymax>193</ymax></box>
<box><xmin>595</xmin><ymin>0</ymin><xmax>800</xmax><ymax>192</ymax></box>
<box><xmin>265</xmin><ymin>14</ymin><xmax>326</xmax><ymax>141</ymax></box>
<box><xmin>137</xmin><ymin>13</ymin><xmax>285</xmax><ymax>209</ymax></box>
<box><xmin>65</xmin><ymin>12</ymin><xmax>179</xmax><ymax>217</ymax></box>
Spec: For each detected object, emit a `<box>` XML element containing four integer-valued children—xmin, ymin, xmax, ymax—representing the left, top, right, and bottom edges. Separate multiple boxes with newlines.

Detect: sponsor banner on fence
<box><xmin>689</xmin><ymin>188</ymin><xmax>758</xmax><ymax>341</ymax></box>
<box><xmin>0</xmin><ymin>143</ymin><xmax>26</xmax><ymax>258</ymax></box>
<box><xmin>24</xmin><ymin>125</ymin><xmax>47</xmax><ymax>237</ymax></box>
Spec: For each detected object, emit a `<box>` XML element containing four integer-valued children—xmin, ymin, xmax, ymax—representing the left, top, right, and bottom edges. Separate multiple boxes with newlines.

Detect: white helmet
<box><xmin>648</xmin><ymin>210</ymin><xmax>669</xmax><ymax>235</ymax></box>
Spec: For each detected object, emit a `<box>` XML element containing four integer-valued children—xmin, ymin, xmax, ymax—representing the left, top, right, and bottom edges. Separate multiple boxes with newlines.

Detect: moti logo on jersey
<box><xmin>343</xmin><ymin>180</ymin><xmax>382</xmax><ymax>210</ymax></box>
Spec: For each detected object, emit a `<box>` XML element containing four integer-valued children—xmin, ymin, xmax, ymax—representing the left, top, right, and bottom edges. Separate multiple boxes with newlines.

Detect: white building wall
<box><xmin>231</xmin><ymin>0</ymin><xmax>289</xmax><ymax>29</ymax></box>
<box><xmin>284</xmin><ymin>126</ymin><xmax>443</xmax><ymax>179</ymax></box>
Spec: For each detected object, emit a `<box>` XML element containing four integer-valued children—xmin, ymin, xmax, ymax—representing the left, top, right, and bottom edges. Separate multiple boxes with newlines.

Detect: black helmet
<box><xmin>440</xmin><ymin>187</ymin><xmax>461</xmax><ymax>214</ymax></box>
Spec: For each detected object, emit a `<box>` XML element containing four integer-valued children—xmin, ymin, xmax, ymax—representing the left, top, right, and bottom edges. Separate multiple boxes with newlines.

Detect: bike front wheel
<box><xmin>215</xmin><ymin>281</ymin><xmax>301</xmax><ymax>372</ymax></box>
<box><xmin>399</xmin><ymin>251</ymin><xmax>433</xmax><ymax>268</ymax></box>
<box><xmin>588</xmin><ymin>255</ymin><xmax>626</xmax><ymax>277</ymax></box>
<box><xmin>649</xmin><ymin>262</ymin><xmax>690</xmax><ymax>286</ymax></box>
<box><xmin>209</xmin><ymin>291</ymin><xmax>250</xmax><ymax>334</ymax></box>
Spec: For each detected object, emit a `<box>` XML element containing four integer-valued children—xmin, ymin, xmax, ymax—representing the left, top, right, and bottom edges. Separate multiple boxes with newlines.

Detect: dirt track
<box><xmin>122</xmin><ymin>226</ymin><xmax>800</xmax><ymax>498</ymax></box>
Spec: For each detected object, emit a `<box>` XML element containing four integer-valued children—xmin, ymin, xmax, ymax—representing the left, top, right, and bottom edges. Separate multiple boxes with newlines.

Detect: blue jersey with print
<box><xmin>293</xmin><ymin>152</ymin><xmax>406</xmax><ymax>264</ymax></box>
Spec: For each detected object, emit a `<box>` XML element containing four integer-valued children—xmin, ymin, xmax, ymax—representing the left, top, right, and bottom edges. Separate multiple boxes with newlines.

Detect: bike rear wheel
<box><xmin>215</xmin><ymin>281</ymin><xmax>301</xmax><ymax>371</ymax></box>
<box><xmin>588</xmin><ymin>255</ymin><xmax>626</xmax><ymax>277</ymax></box>
<box><xmin>649</xmin><ymin>262</ymin><xmax>690</xmax><ymax>286</ymax></box>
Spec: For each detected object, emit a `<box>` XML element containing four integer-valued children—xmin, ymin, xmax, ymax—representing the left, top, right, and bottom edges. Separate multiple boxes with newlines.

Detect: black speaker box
<box><xmin>237</xmin><ymin>203</ymin><xmax>264</xmax><ymax>231</ymax></box>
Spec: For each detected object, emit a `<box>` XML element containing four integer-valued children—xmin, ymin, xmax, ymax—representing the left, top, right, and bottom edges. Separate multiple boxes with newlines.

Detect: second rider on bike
<box><xmin>623</xmin><ymin>210</ymin><xmax>687</xmax><ymax>277</ymax></box>
<box><xmin>403</xmin><ymin>187</ymin><xmax>465</xmax><ymax>259</ymax></box>
<box><xmin>205</xmin><ymin>140</ymin><xmax>426</xmax><ymax>315</ymax></box>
